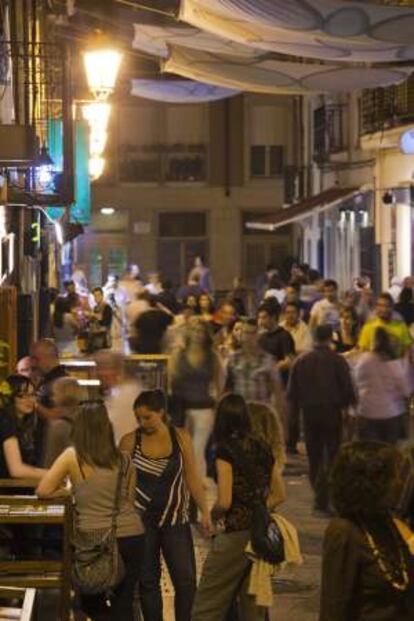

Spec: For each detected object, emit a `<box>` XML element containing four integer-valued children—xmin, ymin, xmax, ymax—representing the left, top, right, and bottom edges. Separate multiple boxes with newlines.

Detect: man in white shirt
<box><xmin>95</xmin><ymin>351</ymin><xmax>141</xmax><ymax>444</ymax></box>
<box><xmin>309</xmin><ymin>279</ymin><xmax>341</xmax><ymax>332</ymax></box>
<box><xmin>281</xmin><ymin>302</ymin><xmax>313</xmax><ymax>354</ymax></box>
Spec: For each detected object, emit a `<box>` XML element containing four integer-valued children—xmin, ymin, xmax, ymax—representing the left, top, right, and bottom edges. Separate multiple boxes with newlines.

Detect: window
<box><xmin>118</xmin><ymin>104</ymin><xmax>207</xmax><ymax>183</ymax></box>
<box><xmin>158</xmin><ymin>212</ymin><xmax>208</xmax><ymax>287</ymax></box>
<box><xmin>313</xmin><ymin>105</ymin><xmax>346</xmax><ymax>160</ymax></box>
<box><xmin>159</xmin><ymin>212</ymin><xmax>206</xmax><ymax>238</ymax></box>
<box><xmin>249</xmin><ymin>103</ymin><xmax>288</xmax><ymax>178</ymax></box>
<box><xmin>250</xmin><ymin>145</ymin><xmax>284</xmax><ymax>178</ymax></box>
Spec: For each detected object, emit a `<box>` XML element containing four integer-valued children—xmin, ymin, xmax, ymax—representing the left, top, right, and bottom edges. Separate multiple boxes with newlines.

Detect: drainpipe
<box><xmin>224</xmin><ymin>98</ymin><xmax>230</xmax><ymax>197</ymax></box>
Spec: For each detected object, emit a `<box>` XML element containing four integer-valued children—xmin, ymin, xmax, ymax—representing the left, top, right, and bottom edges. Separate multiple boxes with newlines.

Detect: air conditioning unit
<box><xmin>0</xmin><ymin>125</ymin><xmax>36</xmax><ymax>165</ymax></box>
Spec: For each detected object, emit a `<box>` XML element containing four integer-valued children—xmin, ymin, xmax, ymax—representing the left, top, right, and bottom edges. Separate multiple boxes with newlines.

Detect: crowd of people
<box><xmin>1</xmin><ymin>258</ymin><xmax>414</xmax><ymax>620</ymax></box>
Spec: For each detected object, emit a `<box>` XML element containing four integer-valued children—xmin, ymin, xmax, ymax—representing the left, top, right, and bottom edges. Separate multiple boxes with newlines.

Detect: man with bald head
<box><xmin>31</xmin><ymin>339</ymin><xmax>68</xmax><ymax>420</ymax></box>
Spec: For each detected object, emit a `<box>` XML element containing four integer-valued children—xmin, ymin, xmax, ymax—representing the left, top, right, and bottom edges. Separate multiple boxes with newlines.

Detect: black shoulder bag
<box><xmin>232</xmin><ymin>442</ymin><xmax>285</xmax><ymax>565</ymax></box>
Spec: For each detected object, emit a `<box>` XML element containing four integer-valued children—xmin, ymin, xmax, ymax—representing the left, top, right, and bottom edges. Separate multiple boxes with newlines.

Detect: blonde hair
<box><xmin>248</xmin><ymin>401</ymin><xmax>286</xmax><ymax>468</ymax></box>
<box><xmin>53</xmin><ymin>377</ymin><xmax>85</xmax><ymax>408</ymax></box>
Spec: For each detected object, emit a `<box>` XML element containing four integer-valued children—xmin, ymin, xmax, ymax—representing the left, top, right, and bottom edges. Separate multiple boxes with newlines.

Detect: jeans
<box><xmin>302</xmin><ymin>405</ymin><xmax>342</xmax><ymax>511</ymax></box>
<box><xmin>357</xmin><ymin>414</ymin><xmax>406</xmax><ymax>445</ymax></box>
<box><xmin>192</xmin><ymin>530</ymin><xmax>267</xmax><ymax>621</ymax></box>
<box><xmin>80</xmin><ymin>535</ymin><xmax>145</xmax><ymax>621</ymax></box>
<box><xmin>140</xmin><ymin>522</ymin><xmax>196</xmax><ymax>621</ymax></box>
<box><xmin>185</xmin><ymin>408</ymin><xmax>215</xmax><ymax>479</ymax></box>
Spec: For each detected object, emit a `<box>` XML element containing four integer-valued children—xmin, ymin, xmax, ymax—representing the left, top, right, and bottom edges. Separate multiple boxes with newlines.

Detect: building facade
<box><xmin>77</xmin><ymin>93</ymin><xmax>302</xmax><ymax>290</ymax></box>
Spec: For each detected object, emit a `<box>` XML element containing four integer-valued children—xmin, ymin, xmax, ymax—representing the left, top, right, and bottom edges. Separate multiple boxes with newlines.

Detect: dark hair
<box><xmin>92</xmin><ymin>287</ymin><xmax>103</xmax><ymax>295</ymax></box>
<box><xmin>63</xmin><ymin>280</ymin><xmax>75</xmax><ymax>289</ymax></box>
<box><xmin>373</xmin><ymin>327</ymin><xmax>397</xmax><ymax>360</ymax></box>
<box><xmin>377</xmin><ymin>292</ymin><xmax>394</xmax><ymax>307</ymax></box>
<box><xmin>315</xmin><ymin>324</ymin><xmax>333</xmax><ymax>343</ymax></box>
<box><xmin>398</xmin><ymin>287</ymin><xmax>413</xmax><ymax>305</ymax></box>
<box><xmin>331</xmin><ymin>442</ymin><xmax>404</xmax><ymax>518</ymax></box>
<box><xmin>7</xmin><ymin>374</ymin><xmax>34</xmax><ymax>398</ymax></box>
<box><xmin>198</xmin><ymin>291</ymin><xmax>214</xmax><ymax>312</ymax></box>
<box><xmin>266</xmin><ymin>263</ymin><xmax>276</xmax><ymax>272</ymax></box>
<box><xmin>214</xmin><ymin>394</ymin><xmax>251</xmax><ymax>443</ymax></box>
<box><xmin>308</xmin><ymin>269</ymin><xmax>320</xmax><ymax>283</ymax></box>
<box><xmin>72</xmin><ymin>402</ymin><xmax>120</xmax><ymax>468</ymax></box>
<box><xmin>258</xmin><ymin>299</ymin><xmax>281</xmax><ymax>320</ymax></box>
<box><xmin>323</xmin><ymin>279</ymin><xmax>338</xmax><ymax>290</ymax></box>
<box><xmin>162</xmin><ymin>279</ymin><xmax>173</xmax><ymax>291</ymax></box>
<box><xmin>134</xmin><ymin>389</ymin><xmax>166</xmax><ymax>413</ymax></box>
<box><xmin>268</xmin><ymin>274</ymin><xmax>284</xmax><ymax>290</ymax></box>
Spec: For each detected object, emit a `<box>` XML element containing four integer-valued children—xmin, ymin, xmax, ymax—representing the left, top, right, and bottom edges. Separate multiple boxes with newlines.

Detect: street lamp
<box><xmin>83</xmin><ymin>33</ymin><xmax>123</xmax><ymax>101</ymax></box>
<box><xmin>82</xmin><ymin>102</ymin><xmax>111</xmax><ymax>180</ymax></box>
<box><xmin>82</xmin><ymin>33</ymin><xmax>121</xmax><ymax>180</ymax></box>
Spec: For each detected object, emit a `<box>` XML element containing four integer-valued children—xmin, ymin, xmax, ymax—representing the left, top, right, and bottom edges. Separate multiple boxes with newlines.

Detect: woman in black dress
<box><xmin>320</xmin><ymin>441</ymin><xmax>414</xmax><ymax>621</ymax></box>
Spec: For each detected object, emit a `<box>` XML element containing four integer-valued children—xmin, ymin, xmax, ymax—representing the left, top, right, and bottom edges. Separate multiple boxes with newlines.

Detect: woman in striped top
<box><xmin>120</xmin><ymin>389</ymin><xmax>211</xmax><ymax>621</ymax></box>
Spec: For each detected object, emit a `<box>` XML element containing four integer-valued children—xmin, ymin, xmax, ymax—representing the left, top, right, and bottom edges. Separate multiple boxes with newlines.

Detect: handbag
<box><xmin>232</xmin><ymin>441</ymin><xmax>285</xmax><ymax>565</ymax></box>
<box><xmin>72</xmin><ymin>454</ymin><xmax>127</xmax><ymax>595</ymax></box>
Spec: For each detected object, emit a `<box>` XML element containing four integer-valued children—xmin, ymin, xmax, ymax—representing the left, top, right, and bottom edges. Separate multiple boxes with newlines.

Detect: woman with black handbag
<box><xmin>37</xmin><ymin>401</ymin><xmax>145</xmax><ymax>621</ymax></box>
<box><xmin>192</xmin><ymin>394</ymin><xmax>286</xmax><ymax>621</ymax></box>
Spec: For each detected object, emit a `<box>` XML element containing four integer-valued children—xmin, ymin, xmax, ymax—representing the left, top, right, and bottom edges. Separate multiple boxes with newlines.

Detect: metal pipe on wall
<box><xmin>61</xmin><ymin>42</ymin><xmax>75</xmax><ymax>205</ymax></box>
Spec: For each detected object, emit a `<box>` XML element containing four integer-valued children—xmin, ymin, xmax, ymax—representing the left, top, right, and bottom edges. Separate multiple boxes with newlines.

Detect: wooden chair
<box><xmin>0</xmin><ymin>495</ymin><xmax>72</xmax><ymax>621</ymax></box>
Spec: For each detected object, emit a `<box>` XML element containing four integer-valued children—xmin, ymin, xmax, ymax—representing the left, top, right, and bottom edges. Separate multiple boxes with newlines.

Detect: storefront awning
<box><xmin>246</xmin><ymin>187</ymin><xmax>361</xmax><ymax>232</ymax></box>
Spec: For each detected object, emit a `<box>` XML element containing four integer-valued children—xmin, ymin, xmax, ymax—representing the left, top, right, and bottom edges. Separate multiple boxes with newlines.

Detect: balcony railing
<box><xmin>118</xmin><ymin>143</ymin><xmax>207</xmax><ymax>183</ymax></box>
<box><xmin>360</xmin><ymin>76</ymin><xmax>414</xmax><ymax>135</ymax></box>
<box><xmin>313</xmin><ymin>104</ymin><xmax>347</xmax><ymax>162</ymax></box>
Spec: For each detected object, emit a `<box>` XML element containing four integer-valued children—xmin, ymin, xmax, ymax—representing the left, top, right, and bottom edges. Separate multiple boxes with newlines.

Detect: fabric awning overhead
<box><xmin>133</xmin><ymin>23</ymin><xmax>262</xmax><ymax>59</ymax></box>
<box><xmin>163</xmin><ymin>46</ymin><xmax>413</xmax><ymax>95</ymax></box>
<box><xmin>181</xmin><ymin>0</ymin><xmax>414</xmax><ymax>62</ymax></box>
<box><xmin>130</xmin><ymin>78</ymin><xmax>239</xmax><ymax>103</ymax></box>
<box><xmin>246</xmin><ymin>187</ymin><xmax>361</xmax><ymax>231</ymax></box>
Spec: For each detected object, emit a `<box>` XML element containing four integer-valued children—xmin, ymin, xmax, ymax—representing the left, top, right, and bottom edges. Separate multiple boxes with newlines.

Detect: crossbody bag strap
<box><xmin>75</xmin><ymin>453</ymin><xmax>87</xmax><ymax>480</ymax></box>
<box><xmin>111</xmin><ymin>453</ymin><xmax>128</xmax><ymax>534</ymax></box>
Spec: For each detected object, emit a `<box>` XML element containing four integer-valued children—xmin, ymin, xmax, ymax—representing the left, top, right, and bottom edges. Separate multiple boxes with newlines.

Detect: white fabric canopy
<box><xmin>130</xmin><ymin>78</ymin><xmax>239</xmax><ymax>103</ymax></box>
<box><xmin>163</xmin><ymin>46</ymin><xmax>414</xmax><ymax>94</ymax></box>
<box><xmin>181</xmin><ymin>0</ymin><xmax>414</xmax><ymax>62</ymax></box>
<box><xmin>133</xmin><ymin>23</ymin><xmax>261</xmax><ymax>58</ymax></box>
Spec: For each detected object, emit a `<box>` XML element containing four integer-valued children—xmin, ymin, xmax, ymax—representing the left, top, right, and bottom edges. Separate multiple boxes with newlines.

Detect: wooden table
<box><xmin>0</xmin><ymin>495</ymin><xmax>72</xmax><ymax>621</ymax></box>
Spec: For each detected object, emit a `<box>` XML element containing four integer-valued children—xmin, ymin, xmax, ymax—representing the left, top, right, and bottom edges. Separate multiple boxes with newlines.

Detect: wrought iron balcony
<box><xmin>360</xmin><ymin>76</ymin><xmax>414</xmax><ymax>135</ymax></box>
<box><xmin>117</xmin><ymin>143</ymin><xmax>207</xmax><ymax>183</ymax></box>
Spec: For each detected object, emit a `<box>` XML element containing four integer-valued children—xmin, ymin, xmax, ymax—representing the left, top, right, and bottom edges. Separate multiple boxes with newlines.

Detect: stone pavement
<box><xmin>162</xmin><ymin>451</ymin><xmax>327</xmax><ymax>621</ymax></box>
<box><xmin>269</xmin><ymin>455</ymin><xmax>325</xmax><ymax>621</ymax></box>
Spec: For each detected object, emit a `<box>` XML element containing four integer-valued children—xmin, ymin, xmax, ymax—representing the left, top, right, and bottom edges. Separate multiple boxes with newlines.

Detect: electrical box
<box><xmin>0</xmin><ymin>125</ymin><xmax>36</xmax><ymax>165</ymax></box>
